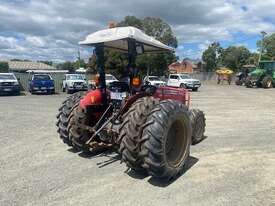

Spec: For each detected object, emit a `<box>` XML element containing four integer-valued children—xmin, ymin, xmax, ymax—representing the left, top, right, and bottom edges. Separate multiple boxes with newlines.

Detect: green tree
<box><xmin>202</xmin><ymin>42</ymin><xmax>222</xmax><ymax>71</ymax></box>
<box><xmin>118</xmin><ymin>16</ymin><xmax>143</xmax><ymax>30</ymax></box>
<box><xmin>248</xmin><ymin>53</ymin><xmax>259</xmax><ymax>65</ymax></box>
<box><xmin>88</xmin><ymin>16</ymin><xmax>178</xmax><ymax>77</ymax></box>
<box><xmin>57</xmin><ymin>61</ymin><xmax>75</xmax><ymax>73</ymax></box>
<box><xmin>0</xmin><ymin>61</ymin><xmax>9</xmax><ymax>73</ymax></box>
<box><xmin>10</xmin><ymin>59</ymin><xmax>31</xmax><ymax>62</ymax></box>
<box><xmin>73</xmin><ymin>59</ymin><xmax>86</xmax><ymax>70</ymax></box>
<box><xmin>221</xmin><ymin>46</ymin><xmax>250</xmax><ymax>71</ymax></box>
<box><xmin>257</xmin><ymin>33</ymin><xmax>275</xmax><ymax>60</ymax></box>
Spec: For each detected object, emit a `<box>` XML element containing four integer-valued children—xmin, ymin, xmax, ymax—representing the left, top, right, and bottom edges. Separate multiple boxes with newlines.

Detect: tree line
<box><xmin>202</xmin><ymin>33</ymin><xmax>275</xmax><ymax>72</ymax></box>
<box><xmin>58</xmin><ymin>16</ymin><xmax>178</xmax><ymax>77</ymax></box>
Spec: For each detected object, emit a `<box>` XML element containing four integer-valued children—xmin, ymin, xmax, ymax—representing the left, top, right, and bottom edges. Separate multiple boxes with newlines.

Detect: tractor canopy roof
<box><xmin>79</xmin><ymin>26</ymin><xmax>174</xmax><ymax>53</ymax></box>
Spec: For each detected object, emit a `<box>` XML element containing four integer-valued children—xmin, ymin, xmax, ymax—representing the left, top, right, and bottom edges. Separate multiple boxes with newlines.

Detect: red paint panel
<box><xmin>79</xmin><ymin>89</ymin><xmax>103</xmax><ymax>109</ymax></box>
<box><xmin>154</xmin><ymin>86</ymin><xmax>189</xmax><ymax>107</ymax></box>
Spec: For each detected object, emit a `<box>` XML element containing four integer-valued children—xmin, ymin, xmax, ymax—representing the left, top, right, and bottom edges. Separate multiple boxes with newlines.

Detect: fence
<box><xmin>14</xmin><ymin>72</ymin><xmax>219</xmax><ymax>93</ymax></box>
<box><xmin>192</xmin><ymin>72</ymin><xmax>217</xmax><ymax>81</ymax></box>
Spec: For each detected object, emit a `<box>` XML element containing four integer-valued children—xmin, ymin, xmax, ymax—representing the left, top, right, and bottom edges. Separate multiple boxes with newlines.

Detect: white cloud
<box><xmin>25</xmin><ymin>36</ymin><xmax>46</xmax><ymax>48</ymax></box>
<box><xmin>0</xmin><ymin>0</ymin><xmax>274</xmax><ymax>61</ymax></box>
<box><xmin>0</xmin><ymin>36</ymin><xmax>18</xmax><ymax>49</ymax></box>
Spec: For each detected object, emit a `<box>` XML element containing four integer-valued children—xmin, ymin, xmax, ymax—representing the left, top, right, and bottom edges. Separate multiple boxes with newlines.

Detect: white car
<box><xmin>0</xmin><ymin>73</ymin><xmax>20</xmax><ymax>95</ymax></box>
<box><xmin>143</xmin><ymin>76</ymin><xmax>166</xmax><ymax>87</ymax></box>
<box><xmin>167</xmin><ymin>73</ymin><xmax>201</xmax><ymax>91</ymax></box>
<box><xmin>62</xmin><ymin>74</ymin><xmax>88</xmax><ymax>94</ymax></box>
<box><xmin>89</xmin><ymin>74</ymin><xmax>118</xmax><ymax>88</ymax></box>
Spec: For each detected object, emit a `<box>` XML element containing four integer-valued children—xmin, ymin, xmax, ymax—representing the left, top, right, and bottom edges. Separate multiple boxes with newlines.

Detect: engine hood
<box><xmin>249</xmin><ymin>68</ymin><xmax>265</xmax><ymax>77</ymax></box>
<box><xmin>66</xmin><ymin>80</ymin><xmax>86</xmax><ymax>83</ymax></box>
<box><xmin>150</xmin><ymin>80</ymin><xmax>166</xmax><ymax>84</ymax></box>
<box><xmin>0</xmin><ymin>79</ymin><xmax>18</xmax><ymax>83</ymax></box>
<box><xmin>32</xmin><ymin>79</ymin><xmax>54</xmax><ymax>86</ymax></box>
<box><xmin>183</xmin><ymin>78</ymin><xmax>200</xmax><ymax>83</ymax></box>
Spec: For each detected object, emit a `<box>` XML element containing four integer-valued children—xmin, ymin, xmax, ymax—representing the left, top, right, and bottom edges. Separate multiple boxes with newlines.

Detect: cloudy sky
<box><xmin>0</xmin><ymin>0</ymin><xmax>275</xmax><ymax>62</ymax></box>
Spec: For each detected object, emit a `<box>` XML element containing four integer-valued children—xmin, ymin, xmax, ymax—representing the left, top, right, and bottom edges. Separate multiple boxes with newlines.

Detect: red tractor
<box><xmin>56</xmin><ymin>26</ymin><xmax>206</xmax><ymax>180</ymax></box>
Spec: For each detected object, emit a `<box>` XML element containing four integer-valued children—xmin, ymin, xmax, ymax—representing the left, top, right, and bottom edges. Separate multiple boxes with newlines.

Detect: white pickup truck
<box><xmin>62</xmin><ymin>74</ymin><xmax>88</xmax><ymax>94</ymax></box>
<box><xmin>143</xmin><ymin>76</ymin><xmax>166</xmax><ymax>87</ymax></box>
<box><xmin>167</xmin><ymin>73</ymin><xmax>201</xmax><ymax>91</ymax></box>
<box><xmin>88</xmin><ymin>74</ymin><xmax>118</xmax><ymax>89</ymax></box>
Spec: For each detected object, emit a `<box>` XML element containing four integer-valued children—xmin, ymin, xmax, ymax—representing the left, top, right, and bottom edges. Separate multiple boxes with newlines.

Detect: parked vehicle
<box><xmin>245</xmin><ymin>61</ymin><xmax>275</xmax><ymax>88</ymax></box>
<box><xmin>143</xmin><ymin>76</ymin><xmax>166</xmax><ymax>86</ymax></box>
<box><xmin>56</xmin><ymin>26</ymin><xmax>206</xmax><ymax>180</ymax></box>
<box><xmin>29</xmin><ymin>74</ymin><xmax>55</xmax><ymax>94</ymax></box>
<box><xmin>235</xmin><ymin>65</ymin><xmax>256</xmax><ymax>86</ymax></box>
<box><xmin>0</xmin><ymin>73</ymin><xmax>20</xmax><ymax>95</ymax></box>
<box><xmin>167</xmin><ymin>73</ymin><xmax>201</xmax><ymax>91</ymax></box>
<box><xmin>88</xmin><ymin>74</ymin><xmax>118</xmax><ymax>88</ymax></box>
<box><xmin>62</xmin><ymin>74</ymin><xmax>88</xmax><ymax>94</ymax></box>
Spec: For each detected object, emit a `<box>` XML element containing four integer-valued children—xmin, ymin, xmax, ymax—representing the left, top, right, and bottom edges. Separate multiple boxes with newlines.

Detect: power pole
<box><xmin>78</xmin><ymin>48</ymin><xmax>81</xmax><ymax>69</ymax></box>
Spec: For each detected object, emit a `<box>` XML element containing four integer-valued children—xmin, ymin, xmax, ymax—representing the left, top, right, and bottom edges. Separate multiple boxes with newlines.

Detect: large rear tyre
<box><xmin>118</xmin><ymin>97</ymin><xmax>159</xmax><ymax>171</ymax></box>
<box><xmin>262</xmin><ymin>76</ymin><xmax>273</xmax><ymax>88</ymax></box>
<box><xmin>189</xmin><ymin>109</ymin><xmax>206</xmax><ymax>145</ymax></box>
<box><xmin>141</xmin><ymin>100</ymin><xmax>192</xmax><ymax>180</ymax></box>
<box><xmin>56</xmin><ymin>91</ymin><xmax>85</xmax><ymax>146</ymax></box>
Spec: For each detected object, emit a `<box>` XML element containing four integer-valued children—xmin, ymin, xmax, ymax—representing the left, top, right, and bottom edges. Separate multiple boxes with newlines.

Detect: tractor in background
<box><xmin>56</xmin><ymin>26</ymin><xmax>206</xmax><ymax>180</ymax></box>
<box><xmin>245</xmin><ymin>61</ymin><xmax>275</xmax><ymax>88</ymax></box>
<box><xmin>235</xmin><ymin>65</ymin><xmax>256</xmax><ymax>86</ymax></box>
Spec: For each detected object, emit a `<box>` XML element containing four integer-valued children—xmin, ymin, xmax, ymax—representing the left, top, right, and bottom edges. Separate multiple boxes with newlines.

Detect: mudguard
<box><xmin>154</xmin><ymin>86</ymin><xmax>190</xmax><ymax>108</ymax></box>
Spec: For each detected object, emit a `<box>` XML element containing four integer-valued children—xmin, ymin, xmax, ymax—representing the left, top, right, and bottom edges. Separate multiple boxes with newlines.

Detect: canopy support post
<box><xmin>95</xmin><ymin>43</ymin><xmax>107</xmax><ymax>104</ymax></box>
<box><xmin>127</xmin><ymin>39</ymin><xmax>137</xmax><ymax>91</ymax></box>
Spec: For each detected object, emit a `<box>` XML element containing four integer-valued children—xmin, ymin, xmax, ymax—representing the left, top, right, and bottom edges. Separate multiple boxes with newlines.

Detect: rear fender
<box><xmin>154</xmin><ymin>86</ymin><xmax>190</xmax><ymax>108</ymax></box>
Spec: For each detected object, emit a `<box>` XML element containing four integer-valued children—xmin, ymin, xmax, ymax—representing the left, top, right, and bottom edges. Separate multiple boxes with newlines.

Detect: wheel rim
<box><xmin>165</xmin><ymin>119</ymin><xmax>188</xmax><ymax>167</ymax></box>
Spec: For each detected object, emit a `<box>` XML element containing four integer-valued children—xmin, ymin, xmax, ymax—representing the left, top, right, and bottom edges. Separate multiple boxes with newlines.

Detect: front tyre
<box><xmin>262</xmin><ymin>76</ymin><xmax>273</xmax><ymax>88</ymax></box>
<box><xmin>180</xmin><ymin>83</ymin><xmax>186</xmax><ymax>88</ymax></box>
<box><xmin>141</xmin><ymin>100</ymin><xmax>191</xmax><ymax>180</ymax></box>
<box><xmin>189</xmin><ymin>109</ymin><xmax>206</xmax><ymax>145</ymax></box>
<box><xmin>245</xmin><ymin>78</ymin><xmax>252</xmax><ymax>88</ymax></box>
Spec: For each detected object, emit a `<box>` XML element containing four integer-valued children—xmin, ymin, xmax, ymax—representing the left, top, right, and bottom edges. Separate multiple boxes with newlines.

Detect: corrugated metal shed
<box><xmin>8</xmin><ymin>61</ymin><xmax>56</xmax><ymax>72</ymax></box>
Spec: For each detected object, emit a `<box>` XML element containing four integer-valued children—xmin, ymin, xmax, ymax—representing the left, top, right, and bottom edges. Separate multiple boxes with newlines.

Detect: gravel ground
<box><xmin>0</xmin><ymin>85</ymin><xmax>275</xmax><ymax>206</ymax></box>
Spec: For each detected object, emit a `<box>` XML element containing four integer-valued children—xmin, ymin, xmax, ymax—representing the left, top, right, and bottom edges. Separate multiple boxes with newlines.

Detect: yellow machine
<box><xmin>216</xmin><ymin>68</ymin><xmax>234</xmax><ymax>85</ymax></box>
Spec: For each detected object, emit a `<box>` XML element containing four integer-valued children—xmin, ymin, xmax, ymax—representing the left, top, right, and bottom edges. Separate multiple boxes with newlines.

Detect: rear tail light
<box><xmin>132</xmin><ymin>77</ymin><xmax>141</xmax><ymax>87</ymax></box>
